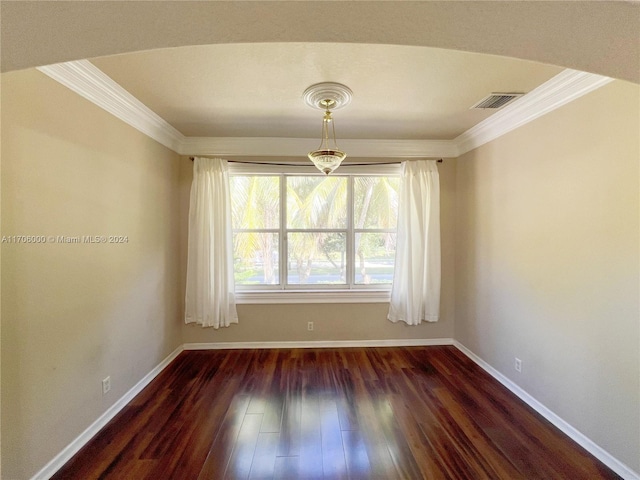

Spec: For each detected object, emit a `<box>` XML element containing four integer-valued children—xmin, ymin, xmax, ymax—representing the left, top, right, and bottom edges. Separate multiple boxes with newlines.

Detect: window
<box><xmin>230</xmin><ymin>164</ymin><xmax>400</xmax><ymax>298</ymax></box>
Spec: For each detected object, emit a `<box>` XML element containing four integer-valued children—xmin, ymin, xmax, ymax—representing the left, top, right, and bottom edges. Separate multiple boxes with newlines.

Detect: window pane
<box><xmin>231</xmin><ymin>176</ymin><xmax>280</xmax><ymax>229</ymax></box>
<box><xmin>353</xmin><ymin>176</ymin><xmax>400</xmax><ymax>229</ymax></box>
<box><xmin>287</xmin><ymin>176</ymin><xmax>347</xmax><ymax>229</ymax></box>
<box><xmin>233</xmin><ymin>232</ymin><xmax>279</xmax><ymax>285</ymax></box>
<box><xmin>354</xmin><ymin>232</ymin><xmax>396</xmax><ymax>284</ymax></box>
<box><xmin>287</xmin><ymin>232</ymin><xmax>346</xmax><ymax>284</ymax></box>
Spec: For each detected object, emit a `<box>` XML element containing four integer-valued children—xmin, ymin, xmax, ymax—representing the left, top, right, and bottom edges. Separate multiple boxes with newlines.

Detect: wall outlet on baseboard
<box><xmin>102</xmin><ymin>376</ymin><xmax>111</xmax><ymax>395</ymax></box>
<box><xmin>307</xmin><ymin>321</ymin><xmax>314</xmax><ymax>331</ymax></box>
<box><xmin>514</xmin><ymin>358</ymin><xmax>522</xmax><ymax>373</ymax></box>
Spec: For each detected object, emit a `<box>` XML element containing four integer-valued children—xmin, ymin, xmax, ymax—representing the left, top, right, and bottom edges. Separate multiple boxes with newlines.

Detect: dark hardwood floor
<box><xmin>53</xmin><ymin>346</ymin><xmax>620</xmax><ymax>479</ymax></box>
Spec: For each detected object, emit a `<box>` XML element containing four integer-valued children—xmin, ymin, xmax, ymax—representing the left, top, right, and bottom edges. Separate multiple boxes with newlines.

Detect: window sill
<box><xmin>235</xmin><ymin>290</ymin><xmax>391</xmax><ymax>304</ymax></box>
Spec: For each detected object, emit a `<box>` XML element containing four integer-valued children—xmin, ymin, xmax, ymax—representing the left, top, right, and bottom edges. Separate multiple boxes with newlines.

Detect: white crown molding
<box><xmin>455</xmin><ymin>69</ymin><xmax>613</xmax><ymax>156</ymax></box>
<box><xmin>453</xmin><ymin>341</ymin><xmax>639</xmax><ymax>480</ymax></box>
<box><xmin>30</xmin><ymin>345</ymin><xmax>184</xmax><ymax>480</ymax></box>
<box><xmin>179</xmin><ymin>136</ymin><xmax>456</xmax><ymax>158</ymax></box>
<box><xmin>38</xmin><ymin>62</ymin><xmax>612</xmax><ymax>160</ymax></box>
<box><xmin>228</xmin><ymin>162</ymin><xmax>403</xmax><ymax>175</ymax></box>
<box><xmin>37</xmin><ymin>60</ymin><xmax>184</xmax><ymax>152</ymax></box>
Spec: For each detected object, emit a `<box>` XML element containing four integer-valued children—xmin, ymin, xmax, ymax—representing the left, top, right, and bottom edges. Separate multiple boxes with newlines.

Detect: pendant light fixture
<box><xmin>303</xmin><ymin>82</ymin><xmax>353</xmax><ymax>175</ymax></box>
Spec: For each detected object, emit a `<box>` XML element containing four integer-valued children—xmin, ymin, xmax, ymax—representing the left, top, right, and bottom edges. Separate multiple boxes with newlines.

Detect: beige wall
<box><xmin>1</xmin><ymin>69</ymin><xmax>183</xmax><ymax>478</ymax></box>
<box><xmin>179</xmin><ymin>156</ymin><xmax>456</xmax><ymax>344</ymax></box>
<box><xmin>455</xmin><ymin>80</ymin><xmax>640</xmax><ymax>471</ymax></box>
<box><xmin>3</xmin><ymin>62</ymin><xmax>637</xmax><ymax>480</ymax></box>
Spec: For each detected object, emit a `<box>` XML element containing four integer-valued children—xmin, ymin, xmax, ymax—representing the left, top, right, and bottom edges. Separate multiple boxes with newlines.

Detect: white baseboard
<box><xmin>453</xmin><ymin>341</ymin><xmax>639</xmax><ymax>480</ymax></box>
<box><xmin>33</xmin><ymin>338</ymin><xmax>637</xmax><ymax>480</ymax></box>
<box><xmin>31</xmin><ymin>338</ymin><xmax>449</xmax><ymax>479</ymax></box>
<box><xmin>31</xmin><ymin>345</ymin><xmax>185</xmax><ymax>480</ymax></box>
<box><xmin>183</xmin><ymin>338</ymin><xmax>454</xmax><ymax>350</ymax></box>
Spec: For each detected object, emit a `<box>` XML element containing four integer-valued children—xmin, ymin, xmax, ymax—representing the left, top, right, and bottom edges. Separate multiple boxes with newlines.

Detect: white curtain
<box><xmin>388</xmin><ymin>160</ymin><xmax>441</xmax><ymax>325</ymax></box>
<box><xmin>185</xmin><ymin>157</ymin><xmax>238</xmax><ymax>328</ymax></box>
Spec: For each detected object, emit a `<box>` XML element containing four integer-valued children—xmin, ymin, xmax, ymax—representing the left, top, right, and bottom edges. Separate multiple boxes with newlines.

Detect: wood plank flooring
<box><xmin>53</xmin><ymin>346</ymin><xmax>620</xmax><ymax>479</ymax></box>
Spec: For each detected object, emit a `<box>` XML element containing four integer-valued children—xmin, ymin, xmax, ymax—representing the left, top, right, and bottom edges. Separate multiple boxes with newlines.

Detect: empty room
<box><xmin>1</xmin><ymin>2</ymin><xmax>638</xmax><ymax>479</ymax></box>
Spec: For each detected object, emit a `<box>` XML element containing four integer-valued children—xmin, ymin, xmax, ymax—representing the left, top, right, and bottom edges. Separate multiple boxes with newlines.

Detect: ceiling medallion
<box><xmin>304</xmin><ymin>82</ymin><xmax>353</xmax><ymax>175</ymax></box>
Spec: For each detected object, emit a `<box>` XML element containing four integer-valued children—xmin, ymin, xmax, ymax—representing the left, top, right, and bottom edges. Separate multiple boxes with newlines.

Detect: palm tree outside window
<box><xmin>230</xmin><ymin>166</ymin><xmax>399</xmax><ymax>291</ymax></box>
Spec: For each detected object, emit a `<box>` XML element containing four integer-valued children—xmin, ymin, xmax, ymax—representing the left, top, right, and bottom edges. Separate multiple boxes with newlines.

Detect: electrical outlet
<box><xmin>515</xmin><ymin>358</ymin><xmax>522</xmax><ymax>373</ymax></box>
<box><xmin>307</xmin><ymin>321</ymin><xmax>314</xmax><ymax>331</ymax></box>
<box><xmin>102</xmin><ymin>376</ymin><xmax>111</xmax><ymax>395</ymax></box>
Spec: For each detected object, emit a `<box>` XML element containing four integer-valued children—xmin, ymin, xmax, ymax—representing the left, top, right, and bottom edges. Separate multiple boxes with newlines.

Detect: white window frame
<box><xmin>229</xmin><ymin>162</ymin><xmax>401</xmax><ymax>304</ymax></box>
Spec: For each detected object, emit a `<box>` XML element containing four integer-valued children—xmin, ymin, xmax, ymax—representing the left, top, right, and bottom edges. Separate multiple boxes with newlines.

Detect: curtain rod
<box><xmin>189</xmin><ymin>157</ymin><xmax>443</xmax><ymax>164</ymax></box>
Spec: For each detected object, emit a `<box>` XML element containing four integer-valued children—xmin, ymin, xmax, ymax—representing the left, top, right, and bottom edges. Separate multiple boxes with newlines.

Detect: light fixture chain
<box><xmin>304</xmin><ymin>82</ymin><xmax>351</xmax><ymax>175</ymax></box>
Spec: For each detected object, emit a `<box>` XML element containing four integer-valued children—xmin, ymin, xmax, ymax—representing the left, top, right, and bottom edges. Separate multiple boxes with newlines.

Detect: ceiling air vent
<box><xmin>471</xmin><ymin>92</ymin><xmax>524</xmax><ymax>110</ymax></box>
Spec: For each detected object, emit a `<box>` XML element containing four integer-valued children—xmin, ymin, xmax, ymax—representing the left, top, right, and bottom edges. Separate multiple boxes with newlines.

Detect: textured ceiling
<box><xmin>2</xmin><ymin>1</ymin><xmax>639</xmax><ymax>83</ymax></box>
<box><xmin>92</xmin><ymin>43</ymin><xmax>562</xmax><ymax>140</ymax></box>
